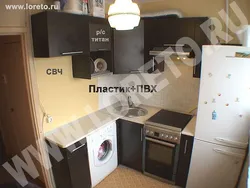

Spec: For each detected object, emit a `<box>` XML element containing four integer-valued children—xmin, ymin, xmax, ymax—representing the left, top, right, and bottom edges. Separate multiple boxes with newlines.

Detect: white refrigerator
<box><xmin>187</xmin><ymin>45</ymin><xmax>250</xmax><ymax>188</ymax></box>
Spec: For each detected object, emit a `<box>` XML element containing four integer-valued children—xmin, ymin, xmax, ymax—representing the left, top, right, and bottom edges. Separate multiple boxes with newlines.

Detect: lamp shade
<box><xmin>108</xmin><ymin>0</ymin><xmax>140</xmax><ymax>30</ymax></box>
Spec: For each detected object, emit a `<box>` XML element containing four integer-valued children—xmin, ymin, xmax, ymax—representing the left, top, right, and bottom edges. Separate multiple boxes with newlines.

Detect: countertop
<box><xmin>182</xmin><ymin>116</ymin><xmax>197</xmax><ymax>137</ymax></box>
<box><xmin>45</xmin><ymin>103</ymin><xmax>196</xmax><ymax>148</ymax></box>
<box><xmin>45</xmin><ymin>104</ymin><xmax>122</xmax><ymax>148</ymax></box>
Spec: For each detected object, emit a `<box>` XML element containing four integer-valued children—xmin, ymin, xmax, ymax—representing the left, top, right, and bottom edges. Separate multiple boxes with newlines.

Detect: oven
<box><xmin>144</xmin><ymin>125</ymin><xmax>181</xmax><ymax>184</ymax></box>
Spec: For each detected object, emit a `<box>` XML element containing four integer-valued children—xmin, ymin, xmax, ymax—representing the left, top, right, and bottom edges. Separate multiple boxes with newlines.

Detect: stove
<box><xmin>145</xmin><ymin>109</ymin><xmax>192</xmax><ymax>144</ymax></box>
<box><xmin>143</xmin><ymin>110</ymin><xmax>193</xmax><ymax>183</ymax></box>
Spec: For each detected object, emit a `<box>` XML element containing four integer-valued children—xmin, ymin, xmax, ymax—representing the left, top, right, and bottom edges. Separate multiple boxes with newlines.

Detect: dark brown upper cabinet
<box><xmin>31</xmin><ymin>11</ymin><xmax>112</xmax><ymax>57</ymax></box>
<box><xmin>193</xmin><ymin>17</ymin><xmax>211</xmax><ymax>78</ymax></box>
<box><xmin>144</xmin><ymin>17</ymin><xmax>211</xmax><ymax>77</ymax></box>
<box><xmin>113</xmin><ymin>20</ymin><xmax>144</xmax><ymax>74</ymax></box>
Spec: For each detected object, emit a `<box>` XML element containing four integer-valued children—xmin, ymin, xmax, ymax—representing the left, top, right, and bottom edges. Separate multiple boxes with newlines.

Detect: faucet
<box><xmin>128</xmin><ymin>96</ymin><xmax>135</xmax><ymax>108</ymax></box>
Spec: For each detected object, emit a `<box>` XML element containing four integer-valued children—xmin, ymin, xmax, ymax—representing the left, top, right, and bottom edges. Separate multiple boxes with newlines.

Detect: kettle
<box><xmin>236</xmin><ymin>25</ymin><xmax>250</xmax><ymax>47</ymax></box>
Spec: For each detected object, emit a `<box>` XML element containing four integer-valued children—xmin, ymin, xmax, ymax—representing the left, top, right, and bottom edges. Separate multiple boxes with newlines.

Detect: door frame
<box><xmin>0</xmin><ymin>28</ymin><xmax>53</xmax><ymax>188</ymax></box>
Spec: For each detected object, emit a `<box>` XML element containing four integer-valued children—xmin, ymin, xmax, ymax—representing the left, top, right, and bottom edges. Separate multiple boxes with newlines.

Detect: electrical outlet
<box><xmin>46</xmin><ymin>115</ymin><xmax>53</xmax><ymax>123</ymax></box>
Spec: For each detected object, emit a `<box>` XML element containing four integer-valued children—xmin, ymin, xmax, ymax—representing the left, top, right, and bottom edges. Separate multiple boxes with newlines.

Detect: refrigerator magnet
<box><xmin>227</xmin><ymin>74</ymin><xmax>232</xmax><ymax>79</ymax></box>
<box><xmin>212</xmin><ymin>110</ymin><xmax>217</xmax><ymax>120</ymax></box>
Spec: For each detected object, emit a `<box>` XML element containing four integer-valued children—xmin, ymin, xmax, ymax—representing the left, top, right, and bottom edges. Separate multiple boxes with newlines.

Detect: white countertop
<box><xmin>45</xmin><ymin>104</ymin><xmax>122</xmax><ymax>148</ymax></box>
<box><xmin>45</xmin><ymin>103</ymin><xmax>196</xmax><ymax>148</ymax></box>
<box><xmin>182</xmin><ymin>116</ymin><xmax>197</xmax><ymax>137</ymax></box>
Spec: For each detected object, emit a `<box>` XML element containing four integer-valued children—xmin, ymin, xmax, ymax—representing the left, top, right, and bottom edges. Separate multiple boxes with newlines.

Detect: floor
<box><xmin>95</xmin><ymin>166</ymin><xmax>179</xmax><ymax>188</ymax></box>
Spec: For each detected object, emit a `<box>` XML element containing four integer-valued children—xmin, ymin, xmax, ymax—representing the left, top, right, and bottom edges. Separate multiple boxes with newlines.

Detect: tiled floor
<box><xmin>95</xmin><ymin>166</ymin><xmax>179</xmax><ymax>188</ymax></box>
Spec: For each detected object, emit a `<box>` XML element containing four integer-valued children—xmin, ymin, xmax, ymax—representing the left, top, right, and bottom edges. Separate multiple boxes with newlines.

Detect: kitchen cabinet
<box><xmin>31</xmin><ymin>11</ymin><xmax>89</xmax><ymax>57</ymax></box>
<box><xmin>176</xmin><ymin>135</ymin><xmax>194</xmax><ymax>188</ymax></box>
<box><xmin>113</xmin><ymin>20</ymin><xmax>144</xmax><ymax>74</ymax></box>
<box><xmin>144</xmin><ymin>17</ymin><xmax>211</xmax><ymax>76</ymax></box>
<box><xmin>144</xmin><ymin>17</ymin><xmax>195</xmax><ymax>48</ymax></box>
<box><xmin>117</xmin><ymin>119</ymin><xmax>144</xmax><ymax>172</ymax></box>
<box><xmin>72</xmin><ymin>51</ymin><xmax>113</xmax><ymax>79</ymax></box>
<box><xmin>193</xmin><ymin>17</ymin><xmax>211</xmax><ymax>78</ymax></box>
<box><xmin>48</xmin><ymin>138</ymin><xmax>91</xmax><ymax>188</ymax></box>
<box><xmin>186</xmin><ymin>139</ymin><xmax>245</xmax><ymax>188</ymax></box>
<box><xmin>31</xmin><ymin>11</ymin><xmax>111</xmax><ymax>57</ymax></box>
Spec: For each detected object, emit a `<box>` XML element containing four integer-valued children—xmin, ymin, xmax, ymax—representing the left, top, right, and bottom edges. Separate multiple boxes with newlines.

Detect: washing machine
<box><xmin>87</xmin><ymin>121</ymin><xmax>118</xmax><ymax>187</ymax></box>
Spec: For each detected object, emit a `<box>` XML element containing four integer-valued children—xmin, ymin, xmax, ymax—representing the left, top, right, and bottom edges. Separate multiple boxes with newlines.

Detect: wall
<box><xmin>34</xmin><ymin>56</ymin><xmax>99</xmax><ymax>133</ymax></box>
<box><xmin>0</xmin><ymin>0</ymin><xmax>26</xmax><ymax>27</ymax></box>
<box><xmin>106</xmin><ymin>0</ymin><xmax>250</xmax><ymax>44</ymax></box>
<box><xmin>98</xmin><ymin>59</ymin><xmax>200</xmax><ymax>114</ymax></box>
<box><xmin>100</xmin><ymin>0</ymin><xmax>250</xmax><ymax>112</ymax></box>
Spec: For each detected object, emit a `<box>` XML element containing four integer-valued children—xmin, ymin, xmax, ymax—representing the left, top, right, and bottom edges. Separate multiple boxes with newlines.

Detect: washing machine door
<box><xmin>94</xmin><ymin>138</ymin><xmax>113</xmax><ymax>167</ymax></box>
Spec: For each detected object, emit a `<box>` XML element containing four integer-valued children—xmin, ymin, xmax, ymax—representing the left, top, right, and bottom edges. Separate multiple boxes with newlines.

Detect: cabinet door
<box><xmin>48</xmin><ymin>12</ymin><xmax>90</xmax><ymax>57</ymax></box>
<box><xmin>186</xmin><ymin>139</ymin><xmax>245</xmax><ymax>188</ymax></box>
<box><xmin>68</xmin><ymin>142</ymin><xmax>91</xmax><ymax>188</ymax></box>
<box><xmin>32</xmin><ymin>11</ymin><xmax>90</xmax><ymax>57</ymax></box>
<box><xmin>176</xmin><ymin>135</ymin><xmax>194</xmax><ymax>188</ymax></box>
<box><xmin>89</xmin><ymin>23</ymin><xmax>112</xmax><ymax>51</ymax></box>
<box><xmin>117</xmin><ymin>119</ymin><xmax>144</xmax><ymax>172</ymax></box>
<box><xmin>193</xmin><ymin>17</ymin><xmax>211</xmax><ymax>78</ymax></box>
<box><xmin>144</xmin><ymin>17</ymin><xmax>195</xmax><ymax>47</ymax></box>
<box><xmin>114</xmin><ymin>21</ymin><xmax>144</xmax><ymax>74</ymax></box>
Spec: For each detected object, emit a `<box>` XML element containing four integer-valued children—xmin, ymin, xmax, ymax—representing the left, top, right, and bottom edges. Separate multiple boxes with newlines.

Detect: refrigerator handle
<box><xmin>213</xmin><ymin>148</ymin><xmax>245</xmax><ymax>159</ymax></box>
<box><xmin>215</xmin><ymin>137</ymin><xmax>248</xmax><ymax>149</ymax></box>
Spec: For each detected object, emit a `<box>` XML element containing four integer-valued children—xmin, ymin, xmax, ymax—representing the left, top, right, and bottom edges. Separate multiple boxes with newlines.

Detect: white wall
<box><xmin>98</xmin><ymin>59</ymin><xmax>200</xmax><ymax>114</ymax></box>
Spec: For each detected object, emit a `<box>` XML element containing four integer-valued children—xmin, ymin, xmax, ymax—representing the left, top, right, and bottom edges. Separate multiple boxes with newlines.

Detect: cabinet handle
<box><xmin>215</xmin><ymin>137</ymin><xmax>248</xmax><ymax>149</ymax></box>
<box><xmin>141</xmin><ymin>128</ymin><xmax>143</xmax><ymax>142</ymax></box>
<box><xmin>97</xmin><ymin>48</ymin><xmax>109</xmax><ymax>51</ymax></box>
<box><xmin>152</xmin><ymin>57</ymin><xmax>155</xmax><ymax>72</ymax></box>
<box><xmin>72</xmin><ymin>143</ymin><xmax>85</xmax><ymax>152</ymax></box>
<box><xmin>61</xmin><ymin>51</ymin><xmax>83</xmax><ymax>55</ymax></box>
<box><xmin>146</xmin><ymin>137</ymin><xmax>175</xmax><ymax>148</ymax></box>
<box><xmin>193</xmin><ymin>59</ymin><xmax>196</xmax><ymax>76</ymax></box>
<box><xmin>163</xmin><ymin>44</ymin><xmax>185</xmax><ymax>47</ymax></box>
<box><xmin>213</xmin><ymin>148</ymin><xmax>245</xmax><ymax>159</ymax></box>
<box><xmin>184</xmin><ymin>140</ymin><xmax>188</xmax><ymax>154</ymax></box>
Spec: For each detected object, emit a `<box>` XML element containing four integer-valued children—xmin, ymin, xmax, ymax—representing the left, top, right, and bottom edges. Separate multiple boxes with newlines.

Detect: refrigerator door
<box><xmin>187</xmin><ymin>139</ymin><xmax>245</xmax><ymax>188</ymax></box>
<box><xmin>195</xmin><ymin>45</ymin><xmax>250</xmax><ymax>149</ymax></box>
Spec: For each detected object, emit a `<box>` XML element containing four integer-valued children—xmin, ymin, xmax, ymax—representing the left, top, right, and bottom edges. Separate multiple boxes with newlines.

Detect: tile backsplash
<box><xmin>98</xmin><ymin>59</ymin><xmax>200</xmax><ymax>114</ymax></box>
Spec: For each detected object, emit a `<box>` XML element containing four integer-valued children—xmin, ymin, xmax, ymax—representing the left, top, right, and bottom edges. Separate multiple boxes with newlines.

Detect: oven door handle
<box><xmin>146</xmin><ymin>137</ymin><xmax>175</xmax><ymax>148</ymax></box>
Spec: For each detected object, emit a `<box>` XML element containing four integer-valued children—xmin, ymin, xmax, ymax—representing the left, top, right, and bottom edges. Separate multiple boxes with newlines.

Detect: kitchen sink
<box><xmin>114</xmin><ymin>106</ymin><xmax>148</xmax><ymax>118</ymax></box>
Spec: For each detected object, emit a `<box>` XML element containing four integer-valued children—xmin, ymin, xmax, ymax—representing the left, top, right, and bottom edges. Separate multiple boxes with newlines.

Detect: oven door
<box><xmin>144</xmin><ymin>137</ymin><xmax>180</xmax><ymax>182</ymax></box>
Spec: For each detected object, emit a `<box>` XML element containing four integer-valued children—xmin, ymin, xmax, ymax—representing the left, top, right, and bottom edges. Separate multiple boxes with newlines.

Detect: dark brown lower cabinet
<box><xmin>48</xmin><ymin>138</ymin><xmax>91</xmax><ymax>188</ymax></box>
<box><xmin>117</xmin><ymin>119</ymin><xmax>144</xmax><ymax>172</ymax></box>
<box><xmin>176</xmin><ymin>134</ymin><xmax>194</xmax><ymax>188</ymax></box>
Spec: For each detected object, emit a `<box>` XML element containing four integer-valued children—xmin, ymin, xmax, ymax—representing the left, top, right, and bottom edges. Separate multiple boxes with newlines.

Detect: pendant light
<box><xmin>108</xmin><ymin>0</ymin><xmax>140</xmax><ymax>30</ymax></box>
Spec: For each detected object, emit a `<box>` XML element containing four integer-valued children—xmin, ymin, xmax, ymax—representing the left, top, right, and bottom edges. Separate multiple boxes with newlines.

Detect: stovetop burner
<box><xmin>146</xmin><ymin>109</ymin><xmax>192</xmax><ymax>132</ymax></box>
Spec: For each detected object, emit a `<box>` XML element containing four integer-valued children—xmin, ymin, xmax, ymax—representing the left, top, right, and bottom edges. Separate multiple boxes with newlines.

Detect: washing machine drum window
<box><xmin>97</xmin><ymin>140</ymin><xmax>112</xmax><ymax>161</ymax></box>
